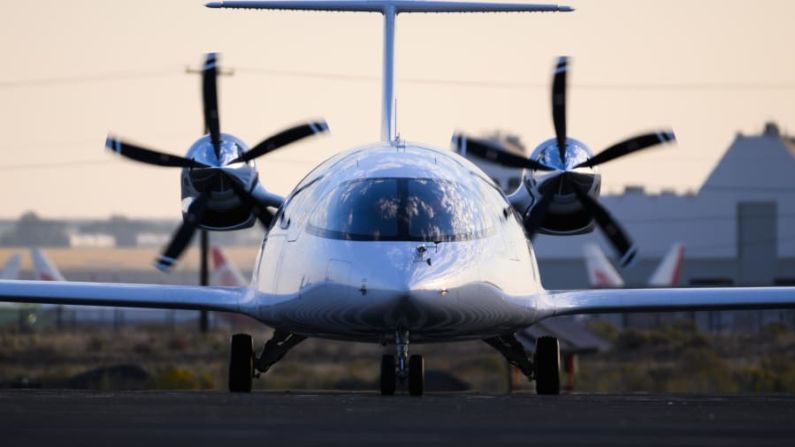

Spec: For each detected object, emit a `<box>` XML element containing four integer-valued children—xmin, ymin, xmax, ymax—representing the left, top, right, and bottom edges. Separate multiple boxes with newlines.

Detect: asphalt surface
<box><xmin>1</xmin><ymin>391</ymin><xmax>794</xmax><ymax>446</ymax></box>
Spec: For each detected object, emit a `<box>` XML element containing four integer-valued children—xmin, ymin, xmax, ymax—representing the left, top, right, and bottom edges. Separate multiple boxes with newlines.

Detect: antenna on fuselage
<box><xmin>206</xmin><ymin>1</ymin><xmax>573</xmax><ymax>145</ymax></box>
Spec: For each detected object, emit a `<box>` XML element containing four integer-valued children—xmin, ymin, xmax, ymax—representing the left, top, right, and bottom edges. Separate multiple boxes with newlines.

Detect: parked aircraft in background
<box><xmin>210</xmin><ymin>246</ymin><xmax>259</xmax><ymax>328</ymax></box>
<box><xmin>0</xmin><ymin>254</ymin><xmax>21</xmax><ymax>280</ymax></box>
<box><xmin>28</xmin><ymin>248</ymin><xmax>198</xmax><ymax>327</ymax></box>
<box><xmin>30</xmin><ymin>248</ymin><xmax>66</xmax><ymax>282</ymax></box>
<box><xmin>584</xmin><ymin>243</ymin><xmax>685</xmax><ymax>288</ymax></box>
<box><xmin>1</xmin><ymin>2</ymin><xmax>795</xmax><ymax>397</ymax></box>
<box><xmin>210</xmin><ymin>246</ymin><xmax>247</xmax><ymax>288</ymax></box>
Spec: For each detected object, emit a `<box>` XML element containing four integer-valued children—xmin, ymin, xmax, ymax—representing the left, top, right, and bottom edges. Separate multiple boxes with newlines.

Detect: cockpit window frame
<box><xmin>306</xmin><ymin>177</ymin><xmax>497</xmax><ymax>243</ymax></box>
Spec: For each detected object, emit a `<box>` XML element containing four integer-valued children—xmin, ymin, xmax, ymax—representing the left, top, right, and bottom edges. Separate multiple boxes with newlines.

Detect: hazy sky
<box><xmin>1</xmin><ymin>0</ymin><xmax>794</xmax><ymax>218</ymax></box>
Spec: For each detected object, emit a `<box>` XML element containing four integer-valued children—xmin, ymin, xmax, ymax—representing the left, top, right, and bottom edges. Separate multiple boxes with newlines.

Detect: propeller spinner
<box><xmin>107</xmin><ymin>53</ymin><xmax>329</xmax><ymax>272</ymax></box>
<box><xmin>453</xmin><ymin>57</ymin><xmax>676</xmax><ymax>267</ymax></box>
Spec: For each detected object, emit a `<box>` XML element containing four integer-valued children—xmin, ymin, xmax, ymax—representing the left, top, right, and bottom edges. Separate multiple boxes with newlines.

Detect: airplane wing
<box><xmin>542</xmin><ymin>287</ymin><xmax>795</xmax><ymax>319</ymax></box>
<box><xmin>205</xmin><ymin>1</ymin><xmax>573</xmax><ymax>13</ymax></box>
<box><xmin>0</xmin><ymin>280</ymin><xmax>245</xmax><ymax>313</ymax></box>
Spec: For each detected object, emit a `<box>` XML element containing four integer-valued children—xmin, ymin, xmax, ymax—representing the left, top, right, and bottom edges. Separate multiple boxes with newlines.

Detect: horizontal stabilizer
<box><xmin>0</xmin><ymin>280</ymin><xmax>244</xmax><ymax>313</ymax></box>
<box><xmin>206</xmin><ymin>1</ymin><xmax>573</xmax><ymax>13</ymax></box>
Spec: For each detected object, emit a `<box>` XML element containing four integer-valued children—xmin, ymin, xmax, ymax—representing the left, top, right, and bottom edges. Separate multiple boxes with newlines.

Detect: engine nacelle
<box><xmin>509</xmin><ymin>138</ymin><xmax>601</xmax><ymax>235</ymax></box>
<box><xmin>180</xmin><ymin>134</ymin><xmax>259</xmax><ymax>231</ymax></box>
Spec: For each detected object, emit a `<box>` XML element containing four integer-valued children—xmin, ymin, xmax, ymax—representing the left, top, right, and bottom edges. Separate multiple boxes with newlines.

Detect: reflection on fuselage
<box><xmin>306</xmin><ymin>177</ymin><xmax>495</xmax><ymax>242</ymax></box>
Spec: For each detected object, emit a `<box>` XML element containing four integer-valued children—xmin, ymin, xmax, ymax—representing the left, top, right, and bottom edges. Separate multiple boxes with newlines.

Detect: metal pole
<box><xmin>199</xmin><ymin>229</ymin><xmax>209</xmax><ymax>333</ymax></box>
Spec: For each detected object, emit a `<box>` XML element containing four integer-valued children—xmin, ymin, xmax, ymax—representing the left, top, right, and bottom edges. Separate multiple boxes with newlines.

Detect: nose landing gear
<box><xmin>380</xmin><ymin>330</ymin><xmax>425</xmax><ymax>396</ymax></box>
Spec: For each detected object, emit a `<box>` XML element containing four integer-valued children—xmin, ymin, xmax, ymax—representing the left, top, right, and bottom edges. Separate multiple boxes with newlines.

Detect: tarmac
<box><xmin>1</xmin><ymin>390</ymin><xmax>794</xmax><ymax>446</ymax></box>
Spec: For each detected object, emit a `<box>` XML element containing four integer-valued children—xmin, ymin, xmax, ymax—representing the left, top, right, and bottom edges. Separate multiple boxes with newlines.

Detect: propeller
<box><xmin>451</xmin><ymin>134</ymin><xmax>553</xmax><ymax>172</ymax></box>
<box><xmin>107</xmin><ymin>52</ymin><xmax>328</xmax><ymax>271</ymax></box>
<box><xmin>452</xmin><ymin>57</ymin><xmax>676</xmax><ymax>266</ymax></box>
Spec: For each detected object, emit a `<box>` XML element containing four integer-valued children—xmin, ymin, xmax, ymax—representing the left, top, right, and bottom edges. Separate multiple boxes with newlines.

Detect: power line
<box><xmin>2</xmin><ymin>65</ymin><xmax>794</xmax><ymax>92</ymax></box>
<box><xmin>0</xmin><ymin>68</ymin><xmax>182</xmax><ymax>89</ymax></box>
<box><xmin>0</xmin><ymin>160</ymin><xmax>114</xmax><ymax>172</ymax></box>
<box><xmin>236</xmin><ymin>67</ymin><xmax>795</xmax><ymax>92</ymax></box>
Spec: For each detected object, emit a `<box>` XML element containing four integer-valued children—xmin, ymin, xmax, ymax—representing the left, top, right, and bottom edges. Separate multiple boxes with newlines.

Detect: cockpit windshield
<box><xmin>307</xmin><ymin>178</ymin><xmax>495</xmax><ymax>242</ymax></box>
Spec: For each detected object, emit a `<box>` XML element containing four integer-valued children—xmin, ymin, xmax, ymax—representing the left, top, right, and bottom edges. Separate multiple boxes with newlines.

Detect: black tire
<box><xmin>380</xmin><ymin>355</ymin><xmax>396</xmax><ymax>396</ymax></box>
<box><xmin>229</xmin><ymin>333</ymin><xmax>254</xmax><ymax>393</ymax></box>
<box><xmin>408</xmin><ymin>354</ymin><xmax>424</xmax><ymax>396</ymax></box>
<box><xmin>534</xmin><ymin>336</ymin><xmax>560</xmax><ymax>395</ymax></box>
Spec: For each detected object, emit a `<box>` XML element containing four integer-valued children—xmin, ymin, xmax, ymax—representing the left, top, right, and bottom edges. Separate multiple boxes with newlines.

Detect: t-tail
<box><xmin>206</xmin><ymin>1</ymin><xmax>573</xmax><ymax>144</ymax></box>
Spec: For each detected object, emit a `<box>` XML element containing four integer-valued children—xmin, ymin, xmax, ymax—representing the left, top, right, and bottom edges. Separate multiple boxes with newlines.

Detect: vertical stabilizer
<box><xmin>648</xmin><ymin>243</ymin><xmax>685</xmax><ymax>287</ymax></box>
<box><xmin>30</xmin><ymin>248</ymin><xmax>66</xmax><ymax>282</ymax></box>
<box><xmin>583</xmin><ymin>244</ymin><xmax>624</xmax><ymax>288</ymax></box>
<box><xmin>210</xmin><ymin>246</ymin><xmax>247</xmax><ymax>287</ymax></box>
<box><xmin>1</xmin><ymin>254</ymin><xmax>21</xmax><ymax>280</ymax></box>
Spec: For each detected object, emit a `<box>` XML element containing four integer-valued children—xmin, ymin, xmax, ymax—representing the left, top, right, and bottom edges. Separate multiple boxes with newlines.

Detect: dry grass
<box><xmin>1</xmin><ymin>322</ymin><xmax>794</xmax><ymax>394</ymax></box>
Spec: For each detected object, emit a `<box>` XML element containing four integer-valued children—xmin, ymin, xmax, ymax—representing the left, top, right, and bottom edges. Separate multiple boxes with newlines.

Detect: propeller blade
<box><xmin>523</xmin><ymin>177</ymin><xmax>560</xmax><ymax>239</ymax></box>
<box><xmin>106</xmin><ymin>136</ymin><xmax>208</xmax><ymax>168</ymax></box>
<box><xmin>202</xmin><ymin>52</ymin><xmax>222</xmax><ymax>159</ymax></box>
<box><xmin>571</xmin><ymin>184</ymin><xmax>637</xmax><ymax>267</ymax></box>
<box><xmin>232</xmin><ymin>121</ymin><xmax>329</xmax><ymax>164</ymax></box>
<box><xmin>575</xmin><ymin>131</ymin><xmax>676</xmax><ymax>169</ymax></box>
<box><xmin>551</xmin><ymin>56</ymin><xmax>569</xmax><ymax>164</ymax></box>
<box><xmin>222</xmin><ymin>173</ymin><xmax>275</xmax><ymax>229</ymax></box>
<box><xmin>452</xmin><ymin>133</ymin><xmax>553</xmax><ymax>171</ymax></box>
<box><xmin>154</xmin><ymin>193</ymin><xmax>210</xmax><ymax>272</ymax></box>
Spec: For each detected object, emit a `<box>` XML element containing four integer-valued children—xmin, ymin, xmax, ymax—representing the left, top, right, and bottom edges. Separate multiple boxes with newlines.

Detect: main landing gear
<box><xmin>533</xmin><ymin>336</ymin><xmax>560</xmax><ymax>395</ymax></box>
<box><xmin>483</xmin><ymin>333</ymin><xmax>560</xmax><ymax>395</ymax></box>
<box><xmin>228</xmin><ymin>330</ymin><xmax>306</xmax><ymax>393</ymax></box>
<box><xmin>380</xmin><ymin>330</ymin><xmax>425</xmax><ymax>396</ymax></box>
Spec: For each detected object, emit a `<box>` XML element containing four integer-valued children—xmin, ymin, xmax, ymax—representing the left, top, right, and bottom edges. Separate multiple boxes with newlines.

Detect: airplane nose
<box><xmin>361</xmin><ymin>268</ymin><xmax>458</xmax><ymax>331</ymax></box>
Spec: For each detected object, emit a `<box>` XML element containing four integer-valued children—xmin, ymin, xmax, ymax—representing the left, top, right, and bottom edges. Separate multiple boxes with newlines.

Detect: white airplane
<box><xmin>583</xmin><ymin>243</ymin><xmax>685</xmax><ymax>288</ymax></box>
<box><xmin>2</xmin><ymin>1</ymin><xmax>795</xmax><ymax>397</ymax></box>
<box><xmin>0</xmin><ymin>254</ymin><xmax>21</xmax><ymax>280</ymax></box>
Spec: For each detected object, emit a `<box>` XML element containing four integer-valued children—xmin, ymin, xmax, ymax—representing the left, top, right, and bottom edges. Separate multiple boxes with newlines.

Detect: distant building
<box><xmin>454</xmin><ymin>132</ymin><xmax>527</xmax><ymax>192</ymax></box>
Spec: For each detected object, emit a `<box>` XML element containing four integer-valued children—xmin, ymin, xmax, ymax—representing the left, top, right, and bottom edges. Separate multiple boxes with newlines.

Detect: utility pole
<box><xmin>185</xmin><ymin>64</ymin><xmax>235</xmax><ymax>333</ymax></box>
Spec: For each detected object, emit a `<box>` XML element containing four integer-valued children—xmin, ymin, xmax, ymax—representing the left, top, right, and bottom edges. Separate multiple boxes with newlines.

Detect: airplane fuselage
<box><xmin>245</xmin><ymin>143</ymin><xmax>545</xmax><ymax>343</ymax></box>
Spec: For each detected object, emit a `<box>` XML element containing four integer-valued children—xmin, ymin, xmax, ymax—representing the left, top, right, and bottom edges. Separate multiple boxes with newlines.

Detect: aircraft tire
<box><xmin>534</xmin><ymin>336</ymin><xmax>560</xmax><ymax>395</ymax></box>
<box><xmin>229</xmin><ymin>333</ymin><xmax>254</xmax><ymax>393</ymax></box>
<box><xmin>408</xmin><ymin>354</ymin><xmax>424</xmax><ymax>396</ymax></box>
<box><xmin>380</xmin><ymin>354</ymin><xmax>396</xmax><ymax>396</ymax></box>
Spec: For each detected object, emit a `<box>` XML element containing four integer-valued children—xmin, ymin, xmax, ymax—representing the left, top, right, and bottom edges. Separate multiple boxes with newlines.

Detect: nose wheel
<box><xmin>380</xmin><ymin>330</ymin><xmax>424</xmax><ymax>396</ymax></box>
